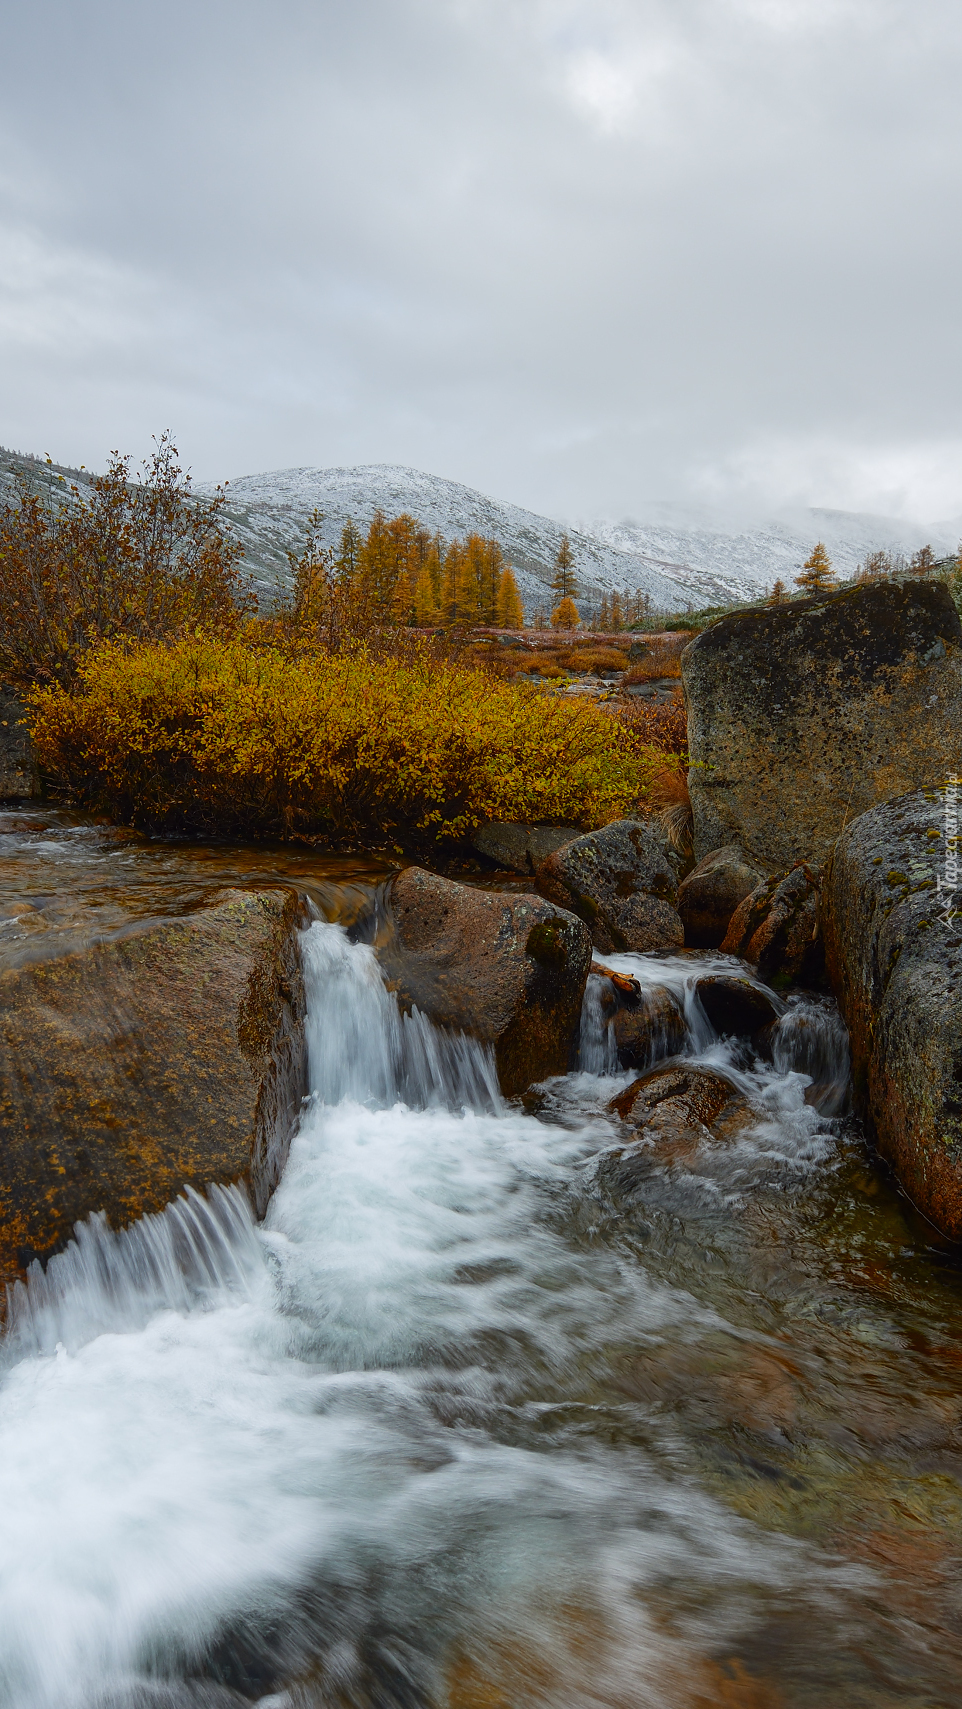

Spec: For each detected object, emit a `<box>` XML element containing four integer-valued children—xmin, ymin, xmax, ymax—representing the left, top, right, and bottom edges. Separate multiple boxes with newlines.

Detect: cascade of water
<box><xmin>0</xmin><ymin>917</ymin><xmax>875</xmax><ymax>1709</ymax></box>
<box><xmin>302</xmin><ymin>920</ymin><xmax>502</xmax><ymax>1114</ymax></box>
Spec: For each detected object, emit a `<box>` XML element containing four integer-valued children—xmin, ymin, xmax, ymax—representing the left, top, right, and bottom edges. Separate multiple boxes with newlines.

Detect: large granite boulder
<box><xmin>683</xmin><ymin>579</ymin><xmax>962</xmax><ymax>869</ymax></box>
<box><xmin>721</xmin><ymin>863</ymin><xmax>824</xmax><ymax>989</ymax></box>
<box><xmin>0</xmin><ymin>888</ymin><xmax>305</xmax><ymax>1285</ymax></box>
<box><xmin>823</xmin><ymin>786</ymin><xmax>962</xmax><ymax>1238</ymax></box>
<box><xmin>535</xmin><ymin>819</ymin><xmax>684</xmax><ymax>954</ymax></box>
<box><xmin>381</xmin><ymin>867</ymin><xmax>592</xmax><ymax>1096</ymax></box>
<box><xmin>0</xmin><ymin>686</ymin><xmax>35</xmax><ymax>800</ymax></box>
<box><xmin>678</xmin><ymin>844</ymin><xmax>768</xmax><ymax>947</ymax></box>
<box><xmin>472</xmin><ymin>822</ymin><xmax>576</xmax><ymax>875</ymax></box>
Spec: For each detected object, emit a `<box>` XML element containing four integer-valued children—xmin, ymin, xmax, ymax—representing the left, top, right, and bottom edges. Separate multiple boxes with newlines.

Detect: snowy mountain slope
<box><xmin>4</xmin><ymin>448</ymin><xmax>955</xmax><ymax>618</ymax></box>
<box><xmin>203</xmin><ymin>463</ymin><xmax>701</xmax><ymax>613</ymax></box>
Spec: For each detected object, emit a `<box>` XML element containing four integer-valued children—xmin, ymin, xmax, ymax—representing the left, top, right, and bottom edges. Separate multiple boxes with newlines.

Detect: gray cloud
<box><xmin>1</xmin><ymin>0</ymin><xmax>960</xmax><ymax>523</ymax></box>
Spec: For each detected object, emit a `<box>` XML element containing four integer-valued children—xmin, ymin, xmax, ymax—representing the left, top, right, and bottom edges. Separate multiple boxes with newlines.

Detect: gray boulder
<box><xmin>381</xmin><ymin>866</ymin><xmax>592</xmax><ymax>1097</ymax></box>
<box><xmin>823</xmin><ymin>785</ymin><xmax>962</xmax><ymax>1239</ymax></box>
<box><xmin>535</xmin><ymin>819</ymin><xmax>684</xmax><ymax>954</ymax></box>
<box><xmin>678</xmin><ymin>844</ymin><xmax>767</xmax><ymax>947</ymax></box>
<box><xmin>721</xmin><ymin>863</ymin><xmax>824</xmax><ymax>989</ymax></box>
<box><xmin>682</xmin><ymin>578</ymin><xmax>962</xmax><ymax>869</ymax></box>
<box><xmin>472</xmin><ymin>822</ymin><xmax>576</xmax><ymax>875</ymax></box>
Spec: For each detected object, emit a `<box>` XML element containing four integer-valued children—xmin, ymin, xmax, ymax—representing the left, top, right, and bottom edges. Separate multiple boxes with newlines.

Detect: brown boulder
<box><xmin>381</xmin><ymin>866</ymin><xmax>592</xmax><ymax>1096</ymax></box>
<box><xmin>683</xmin><ymin>578</ymin><xmax>962</xmax><ymax>869</ymax></box>
<box><xmin>0</xmin><ymin>888</ymin><xmax>306</xmax><ymax>1286</ymax></box>
<box><xmin>721</xmin><ymin>863</ymin><xmax>823</xmax><ymax>989</ymax></box>
<box><xmin>823</xmin><ymin>786</ymin><xmax>962</xmax><ymax>1239</ymax></box>
<box><xmin>694</xmin><ymin>975</ymin><xmax>781</xmax><ymax>1038</ymax></box>
<box><xmin>536</xmin><ymin>819</ymin><xmax>684</xmax><ymax>954</ymax></box>
<box><xmin>678</xmin><ymin>844</ymin><xmax>768</xmax><ymax>948</ymax></box>
<box><xmin>604</xmin><ymin>1064</ymin><xmax>755</xmax><ymax>1181</ymax></box>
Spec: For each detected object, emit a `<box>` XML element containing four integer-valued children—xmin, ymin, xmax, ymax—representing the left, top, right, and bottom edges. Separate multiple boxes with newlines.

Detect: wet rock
<box><xmin>678</xmin><ymin>844</ymin><xmax>768</xmax><ymax>948</ymax></box>
<box><xmin>472</xmin><ymin>821</ymin><xmax>577</xmax><ymax>875</ymax></box>
<box><xmin>0</xmin><ymin>888</ymin><xmax>306</xmax><ymax>1287</ymax></box>
<box><xmin>682</xmin><ymin>578</ymin><xmax>962</xmax><ymax>868</ymax></box>
<box><xmin>0</xmin><ymin>686</ymin><xmax>36</xmax><ymax>800</ymax></box>
<box><xmin>823</xmin><ymin>786</ymin><xmax>962</xmax><ymax>1240</ymax></box>
<box><xmin>610</xmin><ymin>1064</ymin><xmax>737</xmax><ymax>1132</ymax></box>
<box><xmin>721</xmin><ymin>863</ymin><xmax>824</xmax><ymax>989</ymax></box>
<box><xmin>694</xmin><ymin>975</ymin><xmax>781</xmax><ymax>1038</ymax></box>
<box><xmin>381</xmin><ymin>866</ymin><xmax>592</xmax><ymax>1097</ymax></box>
<box><xmin>535</xmin><ymin>818</ymin><xmax>684</xmax><ymax>954</ymax></box>
<box><xmin>611</xmin><ymin>986</ymin><xmax>686</xmax><ymax>1070</ymax></box>
<box><xmin>603</xmin><ymin>1063</ymin><xmax>753</xmax><ymax>1184</ymax></box>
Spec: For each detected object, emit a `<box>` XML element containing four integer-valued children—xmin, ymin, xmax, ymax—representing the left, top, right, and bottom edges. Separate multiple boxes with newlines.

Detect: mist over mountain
<box><xmin>3</xmin><ymin>448</ymin><xmax>956</xmax><ymax>617</ymax></box>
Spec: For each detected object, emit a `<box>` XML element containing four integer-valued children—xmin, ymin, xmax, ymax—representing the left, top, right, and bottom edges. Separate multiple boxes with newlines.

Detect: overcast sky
<box><xmin>1</xmin><ymin>0</ymin><xmax>960</xmax><ymax>524</ymax></box>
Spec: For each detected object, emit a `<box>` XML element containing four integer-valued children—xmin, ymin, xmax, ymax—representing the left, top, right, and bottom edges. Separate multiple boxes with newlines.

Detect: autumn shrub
<box><xmin>622</xmin><ymin>634</ymin><xmax>686</xmax><ymax>683</ymax></box>
<box><xmin>29</xmin><ymin>633</ymin><xmax>671</xmax><ymax>846</ymax></box>
<box><xmin>564</xmin><ymin>647</ymin><xmax>628</xmax><ymax>673</ymax></box>
<box><xmin>615</xmin><ymin>695</ymin><xmax>688</xmax><ymax>754</ymax></box>
<box><xmin>0</xmin><ymin>437</ymin><xmax>248</xmax><ymax>689</ymax></box>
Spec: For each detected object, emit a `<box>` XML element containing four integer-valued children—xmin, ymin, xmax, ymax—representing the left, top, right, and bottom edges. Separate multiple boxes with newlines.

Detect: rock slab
<box><xmin>536</xmin><ymin>819</ymin><xmax>684</xmax><ymax>953</ymax></box>
<box><xmin>683</xmin><ymin>579</ymin><xmax>962</xmax><ymax>869</ymax></box>
<box><xmin>0</xmin><ymin>888</ymin><xmax>306</xmax><ymax>1285</ymax></box>
<box><xmin>472</xmin><ymin>822</ymin><xmax>577</xmax><ymax>875</ymax></box>
<box><xmin>823</xmin><ymin>786</ymin><xmax>962</xmax><ymax>1238</ymax></box>
<box><xmin>721</xmin><ymin>863</ymin><xmax>824</xmax><ymax>989</ymax></box>
<box><xmin>382</xmin><ymin>866</ymin><xmax>592</xmax><ymax>1097</ymax></box>
<box><xmin>678</xmin><ymin>844</ymin><xmax>768</xmax><ymax>948</ymax></box>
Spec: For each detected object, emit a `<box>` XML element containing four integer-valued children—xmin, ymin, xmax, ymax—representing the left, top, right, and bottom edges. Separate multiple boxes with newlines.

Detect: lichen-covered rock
<box><xmin>472</xmin><ymin>822</ymin><xmax>576</xmax><ymax>875</ymax></box>
<box><xmin>682</xmin><ymin>579</ymin><xmax>962</xmax><ymax>869</ymax></box>
<box><xmin>823</xmin><ymin>786</ymin><xmax>962</xmax><ymax>1239</ymax></box>
<box><xmin>678</xmin><ymin>844</ymin><xmax>768</xmax><ymax>948</ymax></box>
<box><xmin>694</xmin><ymin>975</ymin><xmax>781</xmax><ymax>1037</ymax></box>
<box><xmin>0</xmin><ymin>888</ymin><xmax>306</xmax><ymax>1286</ymax></box>
<box><xmin>535</xmin><ymin>819</ymin><xmax>684</xmax><ymax>954</ymax></box>
<box><xmin>721</xmin><ymin>863</ymin><xmax>824</xmax><ymax>989</ymax></box>
<box><xmin>0</xmin><ymin>686</ymin><xmax>36</xmax><ymax>800</ymax></box>
<box><xmin>380</xmin><ymin>866</ymin><xmax>592</xmax><ymax>1097</ymax></box>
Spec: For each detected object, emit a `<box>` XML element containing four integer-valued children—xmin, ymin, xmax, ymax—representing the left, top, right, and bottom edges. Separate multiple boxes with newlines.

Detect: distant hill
<box><xmin>4</xmin><ymin>448</ymin><xmax>956</xmax><ymax>618</ymax></box>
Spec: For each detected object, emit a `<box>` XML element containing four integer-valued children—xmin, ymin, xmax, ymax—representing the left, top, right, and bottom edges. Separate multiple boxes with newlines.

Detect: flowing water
<box><xmin>3</xmin><ymin>876</ymin><xmax>962</xmax><ymax>1706</ymax></box>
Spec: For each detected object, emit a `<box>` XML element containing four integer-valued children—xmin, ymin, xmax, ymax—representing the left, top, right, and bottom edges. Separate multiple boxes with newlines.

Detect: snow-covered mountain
<box><xmin>208</xmin><ymin>463</ymin><xmax>960</xmax><ymax>614</ymax></box>
<box><xmin>4</xmin><ymin>449</ymin><xmax>957</xmax><ymax>617</ymax></box>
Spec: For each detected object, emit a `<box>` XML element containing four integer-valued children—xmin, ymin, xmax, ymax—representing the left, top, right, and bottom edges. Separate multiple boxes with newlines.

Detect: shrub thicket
<box><xmin>0</xmin><ymin>437</ymin><xmax>248</xmax><ymax>689</ymax></box>
<box><xmin>29</xmin><ymin>633</ymin><xmax>668</xmax><ymax>845</ymax></box>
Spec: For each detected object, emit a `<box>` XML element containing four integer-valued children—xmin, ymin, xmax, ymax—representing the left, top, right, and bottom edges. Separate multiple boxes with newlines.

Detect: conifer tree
<box><xmin>795</xmin><ymin>542</ymin><xmax>835</xmax><ymax>594</ymax></box>
<box><xmin>610</xmin><ymin>589</ymin><xmax>623</xmax><ymax>631</ymax></box>
<box><xmin>551</xmin><ymin>595</ymin><xmax>579</xmax><ymax>630</ymax></box>
<box><xmin>598</xmin><ymin>593</ymin><xmax>610</xmax><ymax>632</ymax></box>
<box><xmin>910</xmin><ymin>544</ymin><xmax>936</xmax><ymax>575</ymax></box>
<box><xmin>335</xmin><ymin>518</ymin><xmax>362</xmax><ymax>584</ymax></box>
<box><xmin>496</xmin><ymin>565</ymin><xmax>524</xmax><ymax>629</ymax></box>
<box><xmin>413</xmin><ymin>560</ymin><xmax>441</xmax><ymax>627</ymax></box>
<box><xmin>768</xmin><ymin>579</ymin><xmax>787</xmax><ymax>604</ymax></box>
<box><xmin>551</xmin><ymin>533</ymin><xmax>578</xmax><ymax>601</ymax></box>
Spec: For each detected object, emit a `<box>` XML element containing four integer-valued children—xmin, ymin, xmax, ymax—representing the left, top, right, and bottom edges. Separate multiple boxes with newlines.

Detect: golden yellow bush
<box><xmin>29</xmin><ymin>633</ymin><xmax>670</xmax><ymax>846</ymax></box>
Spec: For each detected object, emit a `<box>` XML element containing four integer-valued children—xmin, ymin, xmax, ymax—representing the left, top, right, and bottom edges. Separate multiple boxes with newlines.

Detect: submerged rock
<box><xmin>603</xmin><ymin>1063</ymin><xmax>754</xmax><ymax>1184</ymax></box>
<box><xmin>381</xmin><ymin>866</ymin><xmax>592</xmax><ymax>1097</ymax></box>
<box><xmin>0</xmin><ymin>888</ymin><xmax>306</xmax><ymax>1287</ymax></box>
<box><xmin>472</xmin><ymin>822</ymin><xmax>577</xmax><ymax>874</ymax></box>
<box><xmin>694</xmin><ymin>974</ymin><xmax>781</xmax><ymax>1038</ymax></box>
<box><xmin>823</xmin><ymin>786</ymin><xmax>962</xmax><ymax>1239</ymax></box>
<box><xmin>721</xmin><ymin>863</ymin><xmax>824</xmax><ymax>989</ymax></box>
<box><xmin>683</xmin><ymin>578</ymin><xmax>962</xmax><ymax>869</ymax></box>
<box><xmin>678</xmin><ymin>844</ymin><xmax>768</xmax><ymax>948</ymax></box>
<box><xmin>535</xmin><ymin>818</ymin><xmax>684</xmax><ymax>954</ymax></box>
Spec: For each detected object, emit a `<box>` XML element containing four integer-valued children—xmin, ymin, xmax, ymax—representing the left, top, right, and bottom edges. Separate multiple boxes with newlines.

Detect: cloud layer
<box><xmin>1</xmin><ymin>0</ymin><xmax>960</xmax><ymax>522</ymax></box>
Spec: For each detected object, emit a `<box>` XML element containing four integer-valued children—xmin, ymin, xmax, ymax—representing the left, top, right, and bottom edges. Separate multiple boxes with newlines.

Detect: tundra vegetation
<box><xmin>0</xmin><ymin>441</ymin><xmax>685</xmax><ymax>846</ymax></box>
